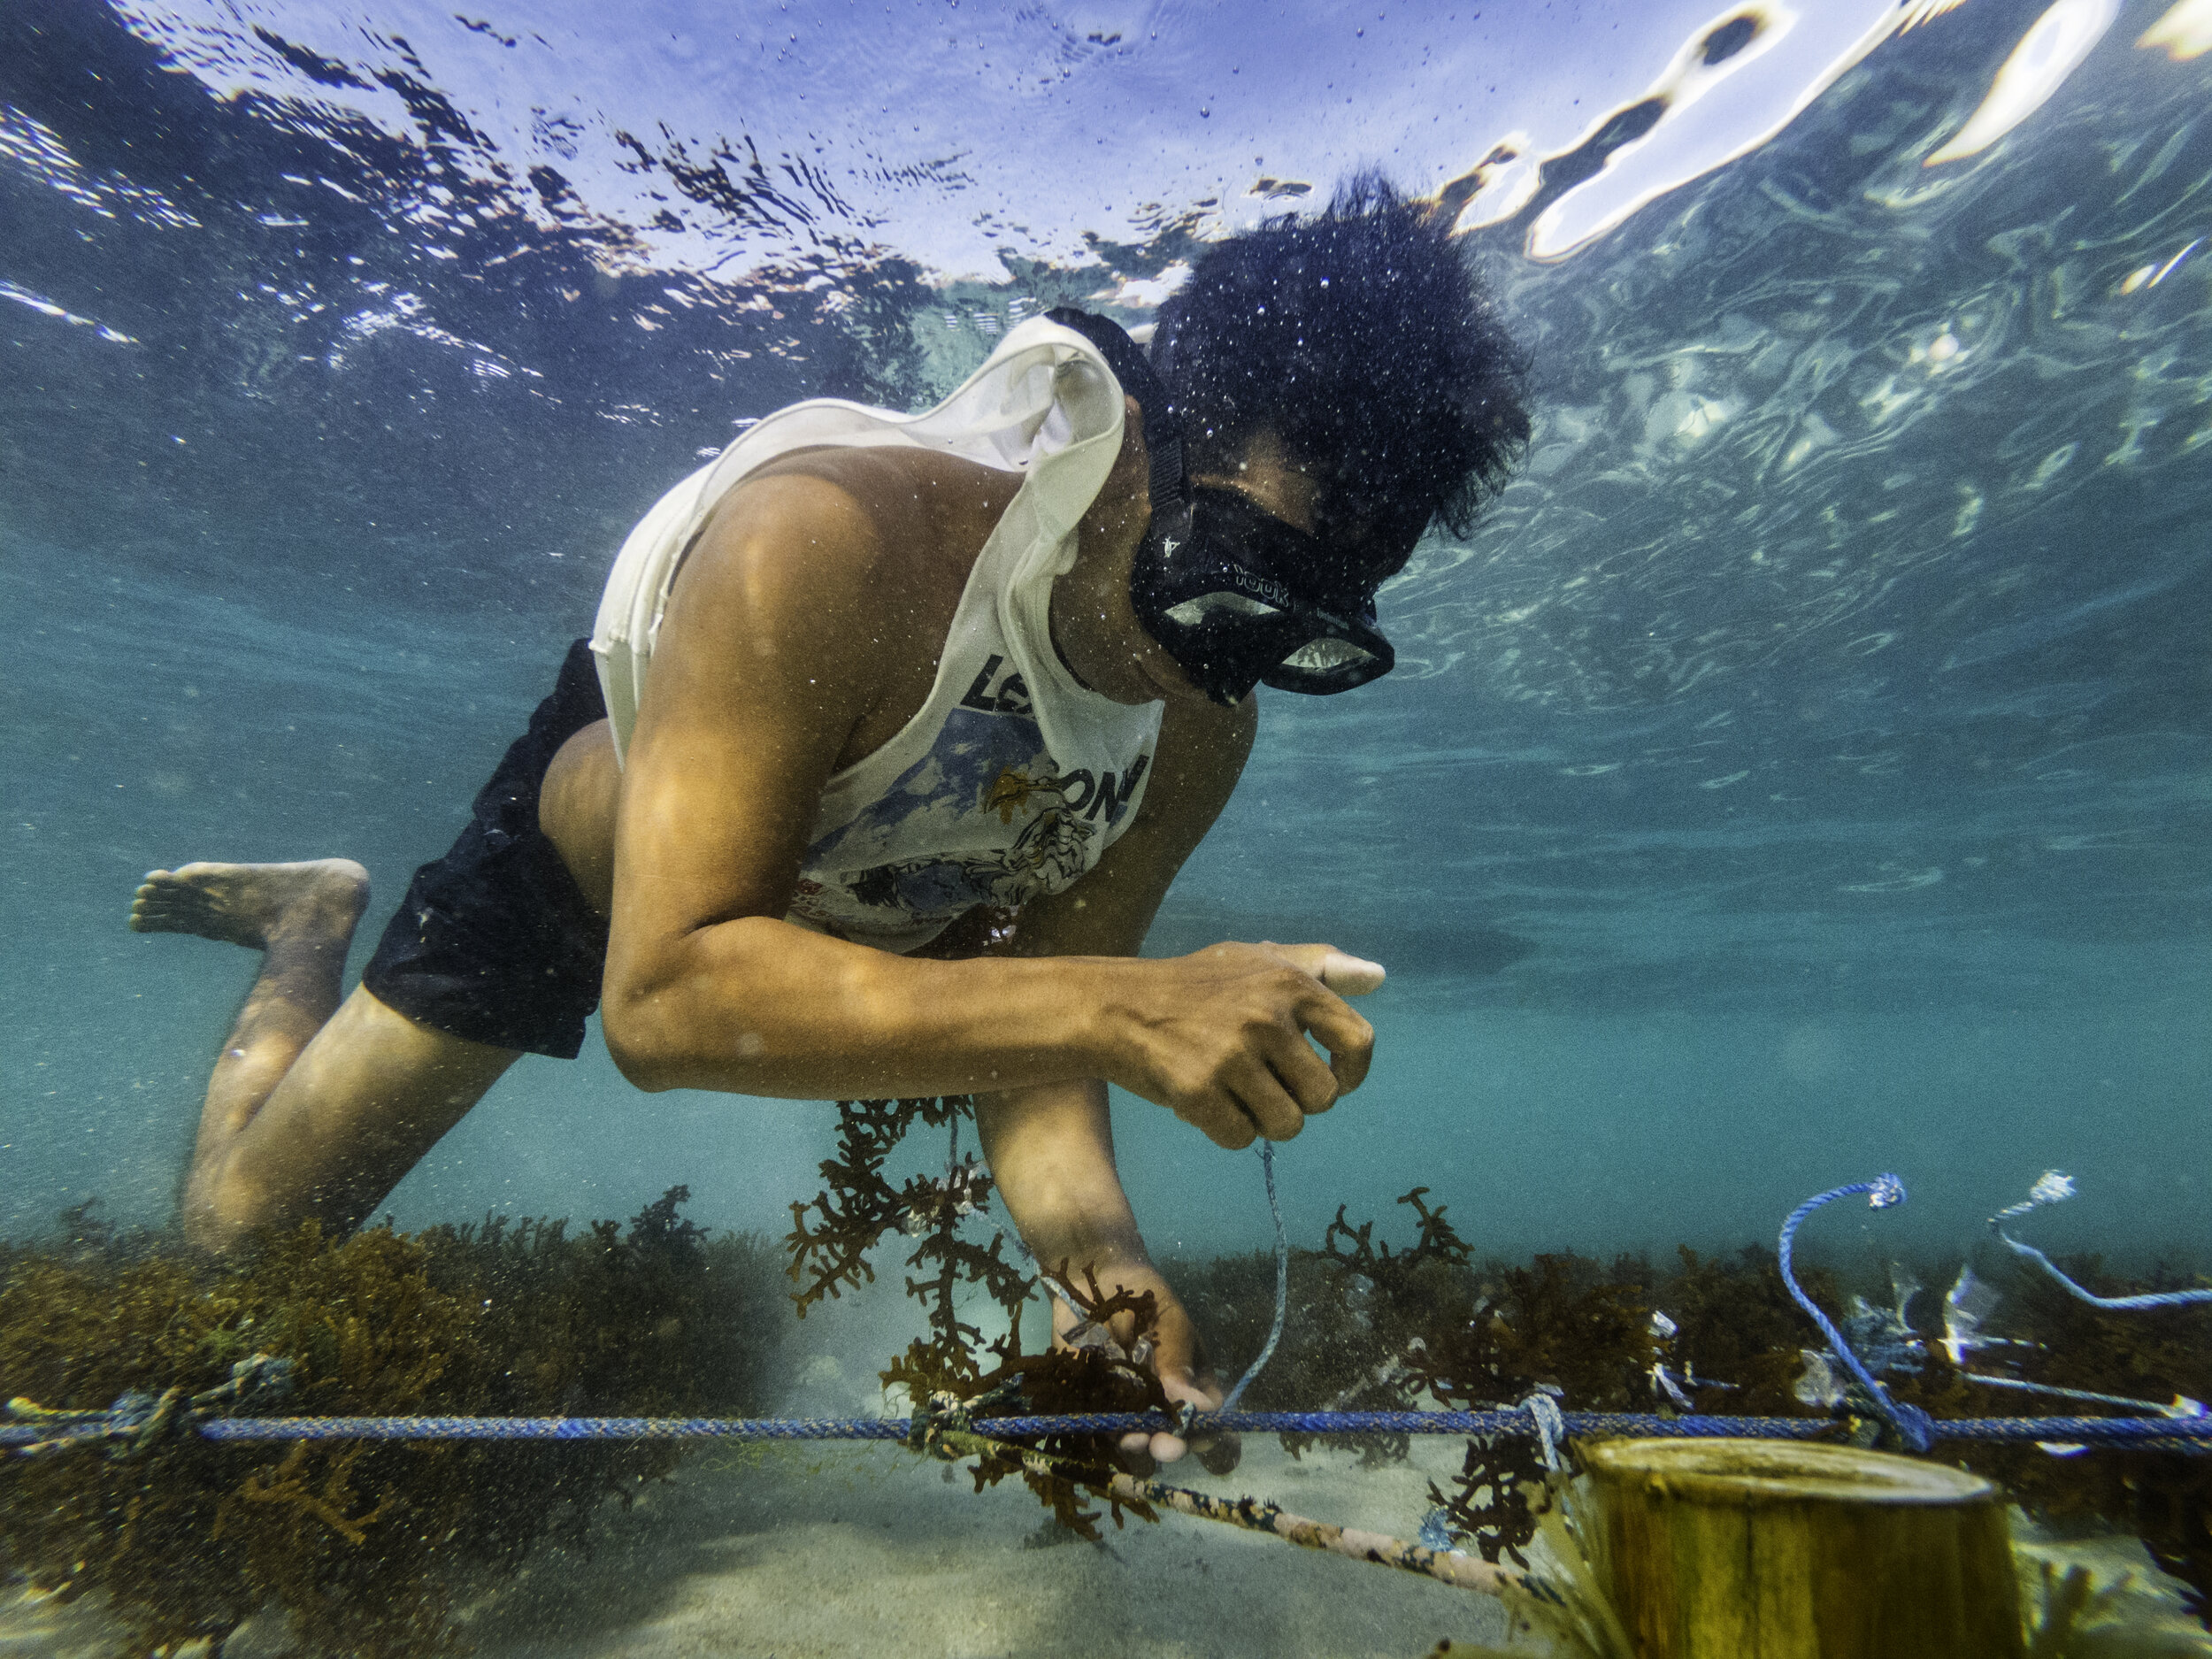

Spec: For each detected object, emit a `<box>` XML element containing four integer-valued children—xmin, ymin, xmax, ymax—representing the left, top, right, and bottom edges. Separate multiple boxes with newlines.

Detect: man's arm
<box><xmin>599</xmin><ymin>474</ymin><xmax>1374</xmax><ymax>1144</ymax></box>
<box><xmin>970</xmin><ymin>685</ymin><xmax>1256</xmax><ymax>1463</ymax></box>
<box><xmin>973</xmin><ymin>668</ymin><xmax>1263</xmax><ymax>1291</ymax></box>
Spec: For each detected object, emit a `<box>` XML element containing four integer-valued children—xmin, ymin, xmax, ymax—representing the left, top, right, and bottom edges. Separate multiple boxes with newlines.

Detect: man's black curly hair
<box><xmin>1150</xmin><ymin>171</ymin><xmax>1529</xmax><ymax>587</ymax></box>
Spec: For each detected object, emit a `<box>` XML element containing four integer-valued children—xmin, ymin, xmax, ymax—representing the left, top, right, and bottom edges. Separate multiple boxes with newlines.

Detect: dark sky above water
<box><xmin>3</xmin><ymin>0</ymin><xmax>2206</xmax><ymax>1256</ymax></box>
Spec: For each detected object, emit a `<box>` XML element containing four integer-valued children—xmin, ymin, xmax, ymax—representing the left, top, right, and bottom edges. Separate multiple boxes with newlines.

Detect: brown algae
<box><xmin>0</xmin><ymin>1190</ymin><xmax>780</xmax><ymax>1658</ymax></box>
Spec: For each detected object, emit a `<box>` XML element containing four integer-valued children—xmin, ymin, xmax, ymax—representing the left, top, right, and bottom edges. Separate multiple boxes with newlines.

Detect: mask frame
<box><xmin>1133</xmin><ymin>488</ymin><xmax>1396</xmax><ymax>705</ymax></box>
<box><xmin>1045</xmin><ymin>306</ymin><xmax>1401</xmax><ymax>707</ymax></box>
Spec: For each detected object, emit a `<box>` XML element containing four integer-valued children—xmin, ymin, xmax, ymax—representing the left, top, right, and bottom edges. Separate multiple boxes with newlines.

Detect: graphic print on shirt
<box><xmin>787</xmin><ymin>656</ymin><xmax>1152</xmax><ymax>945</ymax></box>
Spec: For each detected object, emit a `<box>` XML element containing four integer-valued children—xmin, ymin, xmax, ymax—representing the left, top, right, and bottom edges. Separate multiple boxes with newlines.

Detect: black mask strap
<box><xmin>1045</xmin><ymin>307</ymin><xmax>1185</xmax><ymax>516</ymax></box>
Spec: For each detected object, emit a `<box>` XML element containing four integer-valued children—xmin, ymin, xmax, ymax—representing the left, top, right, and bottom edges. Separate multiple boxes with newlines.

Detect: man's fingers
<box><xmin>1267</xmin><ymin>942</ymin><xmax>1386</xmax><ymax>997</ymax></box>
<box><xmin>1186</xmin><ymin>1054</ymin><xmax>1325</xmax><ymax>1148</ymax></box>
<box><xmin>1153</xmin><ymin>1337</ymin><xmax>1233</xmax><ymax>1471</ymax></box>
<box><xmin>1127</xmin><ymin>940</ymin><xmax>1385</xmax><ymax>1141</ymax></box>
<box><xmin>1223</xmin><ymin>1056</ymin><xmax>1309</xmax><ymax>1141</ymax></box>
<box><xmin>1295</xmin><ymin>990</ymin><xmax>1374</xmax><ymax>1095</ymax></box>
<box><xmin>1263</xmin><ymin>941</ymin><xmax>1379</xmax><ymax>1093</ymax></box>
<box><xmin>1259</xmin><ymin>1026</ymin><xmax>1341</xmax><ymax>1116</ymax></box>
<box><xmin>1324</xmin><ymin>1019</ymin><xmax>1372</xmax><ymax>1094</ymax></box>
<box><xmin>1179</xmin><ymin>1088</ymin><xmax>1257</xmax><ymax>1149</ymax></box>
<box><xmin>1318</xmin><ymin>949</ymin><xmax>1386</xmax><ymax>996</ymax></box>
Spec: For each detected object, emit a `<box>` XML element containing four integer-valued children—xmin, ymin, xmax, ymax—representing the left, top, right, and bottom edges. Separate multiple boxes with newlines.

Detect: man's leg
<box><xmin>131</xmin><ymin>860</ymin><xmax>518</xmax><ymax>1252</ymax></box>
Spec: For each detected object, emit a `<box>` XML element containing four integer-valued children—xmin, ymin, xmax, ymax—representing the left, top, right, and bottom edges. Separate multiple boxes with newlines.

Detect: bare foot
<box><xmin>129</xmin><ymin>859</ymin><xmax>370</xmax><ymax>950</ymax></box>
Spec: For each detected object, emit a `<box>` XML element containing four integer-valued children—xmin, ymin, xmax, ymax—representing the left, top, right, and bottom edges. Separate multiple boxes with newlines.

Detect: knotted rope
<box><xmin>4</xmin><ymin>1354</ymin><xmax>294</xmax><ymax>1457</ymax></box>
<box><xmin>1776</xmin><ymin>1172</ymin><xmax>1937</xmax><ymax>1453</ymax></box>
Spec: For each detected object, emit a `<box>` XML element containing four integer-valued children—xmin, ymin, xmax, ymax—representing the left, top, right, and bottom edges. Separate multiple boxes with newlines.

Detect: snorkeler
<box><xmin>129</xmin><ymin>175</ymin><xmax>1529</xmax><ymax>1467</ymax></box>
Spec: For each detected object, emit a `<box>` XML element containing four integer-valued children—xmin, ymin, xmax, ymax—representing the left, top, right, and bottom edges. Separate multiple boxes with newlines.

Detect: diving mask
<box><xmin>1046</xmin><ymin>305</ymin><xmax>1401</xmax><ymax>708</ymax></box>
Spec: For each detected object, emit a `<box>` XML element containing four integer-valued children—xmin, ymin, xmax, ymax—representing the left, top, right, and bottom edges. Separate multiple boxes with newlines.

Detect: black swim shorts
<box><xmin>361</xmin><ymin>637</ymin><xmax>611</xmax><ymax>1059</ymax></box>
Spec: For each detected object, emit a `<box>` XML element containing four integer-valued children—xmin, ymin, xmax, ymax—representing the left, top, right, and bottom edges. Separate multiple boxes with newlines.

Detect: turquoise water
<box><xmin>4</xmin><ymin>0</ymin><xmax>2208</xmax><ymax>1283</ymax></box>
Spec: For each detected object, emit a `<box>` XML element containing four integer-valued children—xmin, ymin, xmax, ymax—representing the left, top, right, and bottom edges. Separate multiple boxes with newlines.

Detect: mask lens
<box><xmin>1279</xmin><ymin>636</ymin><xmax>1379</xmax><ymax>675</ymax></box>
<box><xmin>1164</xmin><ymin>590</ymin><xmax>1284</xmax><ymax>626</ymax></box>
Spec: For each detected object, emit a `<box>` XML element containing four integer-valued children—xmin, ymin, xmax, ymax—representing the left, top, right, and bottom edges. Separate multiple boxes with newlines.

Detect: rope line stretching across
<box><xmin>8</xmin><ymin>1165</ymin><xmax>2210</xmax><ymax>1612</ymax></box>
<box><xmin>7</xmin><ymin>1403</ymin><xmax>2210</xmax><ymax>1453</ymax></box>
<box><xmin>12</xmin><ymin>1166</ymin><xmax>2209</xmax><ymax>1459</ymax></box>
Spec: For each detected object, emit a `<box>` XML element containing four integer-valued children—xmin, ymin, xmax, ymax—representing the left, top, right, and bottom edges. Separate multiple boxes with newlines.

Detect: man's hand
<box><xmin>1100</xmin><ymin>941</ymin><xmax>1386</xmax><ymax>1148</ymax></box>
<box><xmin>1048</xmin><ymin>1258</ymin><xmax>1240</xmax><ymax>1474</ymax></box>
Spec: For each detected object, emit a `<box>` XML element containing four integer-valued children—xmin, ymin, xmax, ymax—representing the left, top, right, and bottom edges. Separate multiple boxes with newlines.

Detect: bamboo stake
<box><xmin>926</xmin><ymin>1425</ymin><xmax>1538</xmax><ymax>1600</ymax></box>
<box><xmin>1581</xmin><ymin>1439</ymin><xmax>2024</xmax><ymax>1659</ymax></box>
<box><xmin>1101</xmin><ymin>1466</ymin><xmax>1527</xmax><ymax>1597</ymax></box>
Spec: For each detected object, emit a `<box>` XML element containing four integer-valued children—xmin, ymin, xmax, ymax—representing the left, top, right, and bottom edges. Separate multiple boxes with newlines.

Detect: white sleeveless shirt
<box><xmin>589</xmin><ymin>319</ymin><xmax>1164</xmax><ymax>955</ymax></box>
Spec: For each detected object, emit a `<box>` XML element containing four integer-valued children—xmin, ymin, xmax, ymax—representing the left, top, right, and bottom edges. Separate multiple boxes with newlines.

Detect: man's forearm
<box><xmin>602</xmin><ymin>913</ymin><xmax>1132</xmax><ymax>1100</ymax></box>
<box><xmin>972</xmin><ymin>1077</ymin><xmax>1152</xmax><ymax>1280</ymax></box>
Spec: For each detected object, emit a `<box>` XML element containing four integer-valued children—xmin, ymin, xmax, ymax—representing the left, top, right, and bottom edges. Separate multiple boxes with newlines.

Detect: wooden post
<box><xmin>1580</xmin><ymin>1439</ymin><xmax>2023</xmax><ymax>1659</ymax></box>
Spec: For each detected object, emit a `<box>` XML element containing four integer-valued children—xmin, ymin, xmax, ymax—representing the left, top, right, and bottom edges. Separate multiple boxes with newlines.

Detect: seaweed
<box><xmin>792</xmin><ymin>1111</ymin><xmax>2211</xmax><ymax>1620</ymax></box>
<box><xmin>787</xmin><ymin>1098</ymin><xmax>1171</xmax><ymax>1541</ymax></box>
<box><xmin>1660</xmin><ymin>1242</ymin><xmax>1841</xmax><ymax>1417</ymax></box>
<box><xmin>1173</xmin><ymin>1187</ymin><xmax>2212</xmax><ymax>1624</ymax></box>
<box><xmin>0</xmin><ymin>1189</ymin><xmax>783</xmax><ymax>1658</ymax></box>
<box><xmin>1179</xmin><ymin>1192</ymin><xmax>1657</xmax><ymax>1562</ymax></box>
<box><xmin>786</xmin><ymin>1094</ymin><xmax>977</xmax><ymax>1313</ymax></box>
<box><xmin>786</xmin><ymin>1094</ymin><xmax>1034</xmax><ymax>1400</ymax></box>
<box><xmin>1168</xmin><ymin>1188</ymin><xmax>1486</xmax><ymax>1473</ymax></box>
<box><xmin>1934</xmin><ymin>1252</ymin><xmax>2212</xmax><ymax>1626</ymax></box>
<box><xmin>1393</xmin><ymin>1251</ymin><xmax>1645</xmax><ymax>1566</ymax></box>
<box><xmin>935</xmin><ymin>1267</ymin><xmax>1174</xmax><ymax>1540</ymax></box>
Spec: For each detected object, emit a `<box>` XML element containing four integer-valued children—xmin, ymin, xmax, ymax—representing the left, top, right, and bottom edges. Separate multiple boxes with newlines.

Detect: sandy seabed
<box><xmin>7</xmin><ymin>1434</ymin><xmax>2211</xmax><ymax>1657</ymax></box>
<box><xmin>1</xmin><ymin>1437</ymin><xmax>1517</xmax><ymax>1659</ymax></box>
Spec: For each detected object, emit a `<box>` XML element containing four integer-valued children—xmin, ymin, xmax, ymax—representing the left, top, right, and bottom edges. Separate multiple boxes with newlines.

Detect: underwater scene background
<box><xmin>7</xmin><ymin>1</ymin><xmax>2212</xmax><ymax>1653</ymax></box>
<box><xmin>4</xmin><ymin>0</ymin><xmax>2208</xmax><ymax>1351</ymax></box>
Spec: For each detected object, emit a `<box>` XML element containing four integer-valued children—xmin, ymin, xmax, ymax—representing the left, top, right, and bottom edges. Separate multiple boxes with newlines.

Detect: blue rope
<box><xmin>7</xmin><ymin>1407</ymin><xmax>2207</xmax><ymax>1451</ymax></box>
<box><xmin>1218</xmin><ymin>1142</ymin><xmax>1288</xmax><ymax>1414</ymax></box>
<box><xmin>1985</xmin><ymin>1168</ymin><xmax>2212</xmax><ymax>1311</ymax></box>
<box><xmin>1775</xmin><ymin>1172</ymin><xmax>1935</xmax><ymax>1453</ymax></box>
<box><xmin>1961</xmin><ymin>1371</ymin><xmax>2204</xmax><ymax>1416</ymax></box>
<box><xmin>15</xmin><ymin>1166</ymin><xmax>2200</xmax><ymax>1464</ymax></box>
<box><xmin>1993</xmin><ymin>1236</ymin><xmax>2212</xmax><ymax>1313</ymax></box>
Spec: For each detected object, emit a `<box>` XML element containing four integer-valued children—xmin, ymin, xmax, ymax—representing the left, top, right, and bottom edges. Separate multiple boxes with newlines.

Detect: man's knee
<box><xmin>180</xmin><ymin>1168</ymin><xmax>271</xmax><ymax>1257</ymax></box>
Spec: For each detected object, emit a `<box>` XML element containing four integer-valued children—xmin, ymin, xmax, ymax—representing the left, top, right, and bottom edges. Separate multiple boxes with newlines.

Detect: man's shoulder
<box><xmin>694</xmin><ymin>444</ymin><xmax>1015</xmax><ymax>597</ymax></box>
<box><xmin>725</xmin><ymin>443</ymin><xmax>1015</xmax><ymax>536</ymax></box>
